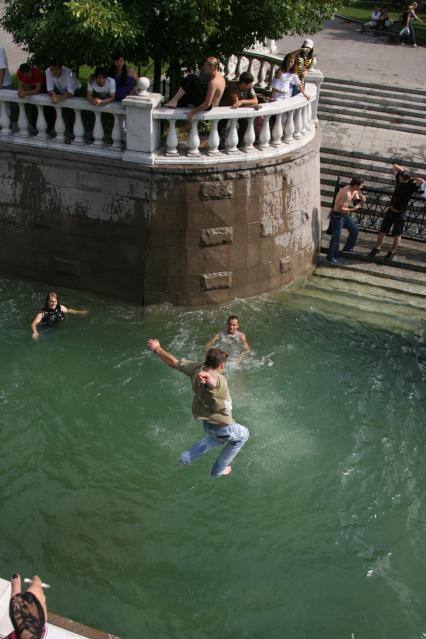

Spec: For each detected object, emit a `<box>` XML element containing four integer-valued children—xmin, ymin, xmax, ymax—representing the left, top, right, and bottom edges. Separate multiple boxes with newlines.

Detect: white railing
<box><xmin>0</xmin><ymin>51</ymin><xmax>323</xmax><ymax>166</ymax></box>
<box><xmin>153</xmin><ymin>83</ymin><xmax>316</xmax><ymax>164</ymax></box>
<box><xmin>0</xmin><ymin>91</ymin><xmax>125</xmax><ymax>156</ymax></box>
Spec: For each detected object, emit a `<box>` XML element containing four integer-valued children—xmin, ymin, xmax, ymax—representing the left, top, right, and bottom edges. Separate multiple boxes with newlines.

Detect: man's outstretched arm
<box><xmin>147</xmin><ymin>339</ymin><xmax>179</xmax><ymax>368</ymax></box>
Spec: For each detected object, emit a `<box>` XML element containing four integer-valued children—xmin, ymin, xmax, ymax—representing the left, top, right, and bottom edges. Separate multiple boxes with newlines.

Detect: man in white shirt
<box><xmin>46</xmin><ymin>62</ymin><xmax>81</xmax><ymax>104</ymax></box>
<box><xmin>0</xmin><ymin>42</ymin><xmax>13</xmax><ymax>89</ymax></box>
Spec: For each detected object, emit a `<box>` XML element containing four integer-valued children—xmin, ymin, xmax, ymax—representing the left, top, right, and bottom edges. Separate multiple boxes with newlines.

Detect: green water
<box><xmin>1</xmin><ymin>276</ymin><xmax>425</xmax><ymax>639</ymax></box>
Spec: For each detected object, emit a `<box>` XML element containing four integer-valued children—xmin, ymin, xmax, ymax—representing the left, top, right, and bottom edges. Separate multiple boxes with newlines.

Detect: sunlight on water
<box><xmin>0</xmin><ymin>276</ymin><xmax>425</xmax><ymax>639</ymax></box>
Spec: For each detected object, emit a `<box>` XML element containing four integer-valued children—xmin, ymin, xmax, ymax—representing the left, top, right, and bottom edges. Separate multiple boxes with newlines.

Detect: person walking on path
<box><xmin>147</xmin><ymin>339</ymin><xmax>249</xmax><ymax>477</ymax></box>
<box><xmin>369</xmin><ymin>164</ymin><xmax>425</xmax><ymax>261</ymax></box>
<box><xmin>400</xmin><ymin>2</ymin><xmax>424</xmax><ymax>47</ymax></box>
<box><xmin>327</xmin><ymin>177</ymin><xmax>366</xmax><ymax>265</ymax></box>
<box><xmin>0</xmin><ymin>41</ymin><xmax>13</xmax><ymax>89</ymax></box>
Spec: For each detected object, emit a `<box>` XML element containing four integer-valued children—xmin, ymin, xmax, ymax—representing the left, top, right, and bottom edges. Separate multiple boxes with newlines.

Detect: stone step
<box><xmin>317</xmin><ymin>111</ymin><xmax>424</xmax><ymax>135</ymax></box>
<box><xmin>319</xmin><ymin>94</ymin><xmax>425</xmax><ymax>119</ymax></box>
<box><xmin>321</xmin><ymin>84</ymin><xmax>426</xmax><ymax>107</ymax></box>
<box><xmin>318</xmin><ymin>104</ymin><xmax>425</xmax><ymax>131</ymax></box>
<box><xmin>320</xmin><ymin>148</ymin><xmax>426</xmax><ymax>171</ymax></box>
<box><xmin>320</xmin><ymin>163</ymin><xmax>395</xmax><ymax>187</ymax></box>
<box><xmin>323</xmin><ymin>76</ymin><xmax>426</xmax><ymax>97</ymax></box>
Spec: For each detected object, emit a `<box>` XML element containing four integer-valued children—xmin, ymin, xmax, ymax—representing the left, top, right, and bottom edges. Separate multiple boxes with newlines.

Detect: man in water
<box><xmin>369</xmin><ymin>164</ymin><xmax>425</xmax><ymax>261</ymax></box>
<box><xmin>205</xmin><ymin>315</ymin><xmax>250</xmax><ymax>359</ymax></box>
<box><xmin>147</xmin><ymin>339</ymin><xmax>249</xmax><ymax>477</ymax></box>
<box><xmin>327</xmin><ymin>176</ymin><xmax>366</xmax><ymax>265</ymax></box>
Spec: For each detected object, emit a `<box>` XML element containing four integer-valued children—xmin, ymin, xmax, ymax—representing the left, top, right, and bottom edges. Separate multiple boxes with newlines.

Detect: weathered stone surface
<box><xmin>200</xmin><ymin>272</ymin><xmax>232</xmax><ymax>290</ymax></box>
<box><xmin>200</xmin><ymin>227</ymin><xmax>233</xmax><ymax>247</ymax></box>
<box><xmin>200</xmin><ymin>182</ymin><xmax>233</xmax><ymax>200</ymax></box>
<box><xmin>280</xmin><ymin>256</ymin><xmax>292</xmax><ymax>273</ymax></box>
<box><xmin>0</xmin><ymin>132</ymin><xmax>320</xmax><ymax>305</ymax></box>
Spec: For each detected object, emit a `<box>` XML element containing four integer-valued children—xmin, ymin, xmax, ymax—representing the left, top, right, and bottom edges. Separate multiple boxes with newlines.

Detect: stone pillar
<box><xmin>122</xmin><ymin>79</ymin><xmax>163</xmax><ymax>165</ymax></box>
<box><xmin>306</xmin><ymin>68</ymin><xmax>324</xmax><ymax>127</ymax></box>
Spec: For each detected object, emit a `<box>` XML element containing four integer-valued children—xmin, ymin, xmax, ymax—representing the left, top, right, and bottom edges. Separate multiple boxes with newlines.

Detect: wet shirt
<box><xmin>390</xmin><ymin>174</ymin><xmax>420</xmax><ymax>212</ymax></box>
<box><xmin>41</xmin><ymin>304</ymin><xmax>65</xmax><ymax>325</ymax></box>
<box><xmin>177</xmin><ymin>359</ymin><xmax>233</xmax><ymax>425</ymax></box>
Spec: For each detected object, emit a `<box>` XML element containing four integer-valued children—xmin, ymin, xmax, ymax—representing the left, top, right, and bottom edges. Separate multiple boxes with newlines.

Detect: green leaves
<box><xmin>1</xmin><ymin>0</ymin><xmax>346</xmax><ymax>72</ymax></box>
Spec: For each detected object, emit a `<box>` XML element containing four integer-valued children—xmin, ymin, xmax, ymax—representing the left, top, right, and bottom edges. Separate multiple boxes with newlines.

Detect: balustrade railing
<box><xmin>0</xmin><ymin>50</ymin><xmax>323</xmax><ymax>166</ymax></box>
<box><xmin>0</xmin><ymin>91</ymin><xmax>125</xmax><ymax>154</ymax></box>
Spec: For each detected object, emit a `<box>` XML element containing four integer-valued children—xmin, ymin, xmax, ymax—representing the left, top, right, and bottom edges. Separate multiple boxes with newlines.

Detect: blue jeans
<box><xmin>180</xmin><ymin>421</ymin><xmax>249</xmax><ymax>477</ymax></box>
<box><xmin>327</xmin><ymin>212</ymin><xmax>358</xmax><ymax>261</ymax></box>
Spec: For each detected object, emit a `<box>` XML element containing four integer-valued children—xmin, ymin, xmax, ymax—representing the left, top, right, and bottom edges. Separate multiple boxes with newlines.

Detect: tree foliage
<box><xmin>1</xmin><ymin>0</ymin><xmax>345</xmax><ymax>84</ymax></box>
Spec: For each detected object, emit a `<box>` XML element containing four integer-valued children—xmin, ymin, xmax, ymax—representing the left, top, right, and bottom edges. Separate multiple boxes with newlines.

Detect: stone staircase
<box><xmin>320</xmin><ymin>149</ymin><xmax>426</xmax><ymax>213</ymax></box>
<box><xmin>318</xmin><ymin>78</ymin><xmax>426</xmax><ymax>135</ymax></box>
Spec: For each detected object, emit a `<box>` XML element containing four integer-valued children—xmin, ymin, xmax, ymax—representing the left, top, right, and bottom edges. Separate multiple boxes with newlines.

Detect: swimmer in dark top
<box><xmin>31</xmin><ymin>290</ymin><xmax>88</xmax><ymax>340</ymax></box>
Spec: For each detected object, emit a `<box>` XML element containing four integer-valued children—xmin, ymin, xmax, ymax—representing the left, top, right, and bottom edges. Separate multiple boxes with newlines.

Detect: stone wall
<box><xmin>0</xmin><ymin>133</ymin><xmax>320</xmax><ymax>305</ymax></box>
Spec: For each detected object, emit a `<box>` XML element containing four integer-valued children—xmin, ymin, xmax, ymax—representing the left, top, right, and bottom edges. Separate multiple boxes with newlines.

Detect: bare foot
<box><xmin>11</xmin><ymin>573</ymin><xmax>21</xmax><ymax>596</ymax></box>
<box><xmin>222</xmin><ymin>466</ymin><xmax>232</xmax><ymax>476</ymax></box>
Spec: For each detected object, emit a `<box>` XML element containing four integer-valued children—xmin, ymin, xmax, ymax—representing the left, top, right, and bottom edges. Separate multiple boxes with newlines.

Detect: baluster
<box><xmin>225</xmin><ymin>119</ymin><xmax>239</xmax><ymax>154</ymax></box>
<box><xmin>17</xmin><ymin>102</ymin><xmax>30</xmax><ymax>138</ymax></box>
<box><xmin>224</xmin><ymin>57</ymin><xmax>231</xmax><ymax>80</ymax></box>
<box><xmin>92</xmin><ymin>111</ymin><xmax>104</xmax><ymax>147</ymax></box>
<box><xmin>187</xmin><ymin>120</ymin><xmax>200</xmax><ymax>156</ymax></box>
<box><xmin>300</xmin><ymin>104</ymin><xmax>307</xmax><ymax>135</ymax></box>
<box><xmin>234</xmin><ymin>56</ymin><xmax>242</xmax><ymax>79</ymax></box>
<box><xmin>111</xmin><ymin>113</ymin><xmax>122</xmax><ymax>150</ymax></box>
<box><xmin>271</xmin><ymin>113</ymin><xmax>283</xmax><ymax>147</ymax></box>
<box><xmin>35</xmin><ymin>105</ymin><xmax>48</xmax><ymax>140</ymax></box>
<box><xmin>247</xmin><ymin>58</ymin><xmax>254</xmax><ymax>75</ymax></box>
<box><xmin>258</xmin><ymin>61</ymin><xmax>267</xmax><ymax>88</ymax></box>
<box><xmin>207</xmin><ymin>120</ymin><xmax>220</xmax><ymax>155</ymax></box>
<box><xmin>307</xmin><ymin>100</ymin><xmax>313</xmax><ymax>129</ymax></box>
<box><xmin>284</xmin><ymin>110</ymin><xmax>294</xmax><ymax>143</ymax></box>
<box><xmin>257</xmin><ymin>115</ymin><xmax>271</xmax><ymax>149</ymax></box>
<box><xmin>54</xmin><ymin>106</ymin><xmax>66</xmax><ymax>143</ymax></box>
<box><xmin>72</xmin><ymin>109</ymin><xmax>85</xmax><ymax>145</ymax></box>
<box><xmin>242</xmin><ymin>117</ymin><xmax>255</xmax><ymax>151</ymax></box>
<box><xmin>267</xmin><ymin>64</ymin><xmax>275</xmax><ymax>87</ymax></box>
<box><xmin>0</xmin><ymin>101</ymin><xmax>12</xmax><ymax>136</ymax></box>
<box><xmin>294</xmin><ymin>107</ymin><xmax>303</xmax><ymax>139</ymax></box>
<box><xmin>166</xmin><ymin>119</ymin><xmax>179</xmax><ymax>155</ymax></box>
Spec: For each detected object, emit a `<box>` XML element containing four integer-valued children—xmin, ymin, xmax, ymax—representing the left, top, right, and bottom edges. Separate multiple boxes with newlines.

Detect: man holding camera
<box><xmin>369</xmin><ymin>164</ymin><xmax>425</xmax><ymax>261</ymax></box>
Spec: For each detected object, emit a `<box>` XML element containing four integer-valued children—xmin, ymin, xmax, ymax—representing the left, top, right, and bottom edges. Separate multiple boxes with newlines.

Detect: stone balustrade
<box><xmin>0</xmin><ymin>49</ymin><xmax>323</xmax><ymax>167</ymax></box>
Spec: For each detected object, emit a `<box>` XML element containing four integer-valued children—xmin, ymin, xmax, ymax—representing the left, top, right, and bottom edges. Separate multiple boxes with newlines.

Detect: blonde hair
<box><xmin>205</xmin><ymin>57</ymin><xmax>219</xmax><ymax>71</ymax></box>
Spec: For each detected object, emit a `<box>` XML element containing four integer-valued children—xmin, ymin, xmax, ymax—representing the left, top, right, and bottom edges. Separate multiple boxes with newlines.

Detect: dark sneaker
<box><xmin>326</xmin><ymin>257</ymin><xmax>339</xmax><ymax>265</ymax></box>
<box><xmin>368</xmin><ymin>247</ymin><xmax>380</xmax><ymax>258</ymax></box>
<box><xmin>342</xmin><ymin>248</ymin><xmax>355</xmax><ymax>254</ymax></box>
<box><xmin>385</xmin><ymin>251</ymin><xmax>395</xmax><ymax>261</ymax></box>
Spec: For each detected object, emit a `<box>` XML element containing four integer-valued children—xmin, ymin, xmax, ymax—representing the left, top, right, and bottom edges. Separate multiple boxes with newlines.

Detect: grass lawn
<box><xmin>339</xmin><ymin>1</ymin><xmax>426</xmax><ymax>39</ymax></box>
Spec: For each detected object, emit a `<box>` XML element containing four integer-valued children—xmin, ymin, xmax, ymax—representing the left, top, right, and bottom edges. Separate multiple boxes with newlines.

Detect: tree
<box><xmin>1</xmin><ymin>0</ymin><xmax>346</xmax><ymax>90</ymax></box>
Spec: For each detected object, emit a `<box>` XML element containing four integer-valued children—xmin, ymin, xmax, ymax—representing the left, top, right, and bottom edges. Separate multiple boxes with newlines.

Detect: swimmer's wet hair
<box><xmin>205</xmin><ymin>348</ymin><xmax>228</xmax><ymax>368</ymax></box>
<box><xmin>44</xmin><ymin>291</ymin><xmax>58</xmax><ymax>309</ymax></box>
<box><xmin>227</xmin><ymin>315</ymin><xmax>239</xmax><ymax>323</ymax></box>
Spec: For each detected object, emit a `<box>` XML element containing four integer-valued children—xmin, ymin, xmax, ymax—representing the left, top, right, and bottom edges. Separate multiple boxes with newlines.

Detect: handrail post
<box><xmin>122</xmin><ymin>81</ymin><xmax>163</xmax><ymax>165</ymax></box>
<box><xmin>305</xmin><ymin>69</ymin><xmax>324</xmax><ymax>127</ymax></box>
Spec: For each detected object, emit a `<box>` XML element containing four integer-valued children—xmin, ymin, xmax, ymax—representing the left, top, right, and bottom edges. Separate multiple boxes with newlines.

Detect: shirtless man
<box><xmin>206</xmin><ymin>315</ymin><xmax>250</xmax><ymax>359</ymax></box>
<box><xmin>164</xmin><ymin>57</ymin><xmax>226</xmax><ymax>121</ymax></box>
<box><xmin>327</xmin><ymin>177</ymin><xmax>367</xmax><ymax>265</ymax></box>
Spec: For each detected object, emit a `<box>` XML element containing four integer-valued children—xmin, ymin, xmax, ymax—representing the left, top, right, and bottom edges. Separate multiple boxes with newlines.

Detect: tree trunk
<box><xmin>153</xmin><ymin>54</ymin><xmax>162</xmax><ymax>93</ymax></box>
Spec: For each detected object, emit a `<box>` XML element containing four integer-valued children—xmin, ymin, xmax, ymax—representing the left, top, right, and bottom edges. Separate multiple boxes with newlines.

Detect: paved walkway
<box><xmin>277</xmin><ymin>18</ymin><xmax>426</xmax><ymax>90</ymax></box>
<box><xmin>0</xmin><ymin>0</ymin><xmax>26</xmax><ymax>71</ymax></box>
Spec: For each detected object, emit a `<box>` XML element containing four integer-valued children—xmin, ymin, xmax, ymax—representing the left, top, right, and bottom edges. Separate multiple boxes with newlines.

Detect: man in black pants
<box><xmin>369</xmin><ymin>164</ymin><xmax>425</xmax><ymax>261</ymax></box>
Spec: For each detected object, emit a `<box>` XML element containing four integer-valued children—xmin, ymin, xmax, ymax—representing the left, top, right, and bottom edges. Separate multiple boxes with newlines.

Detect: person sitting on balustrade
<box><xmin>164</xmin><ymin>56</ymin><xmax>226</xmax><ymax>121</ymax></box>
<box><xmin>87</xmin><ymin>67</ymin><xmax>116</xmax><ymax>106</ymax></box>
<box><xmin>218</xmin><ymin>71</ymin><xmax>260</xmax><ymax>148</ymax></box>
